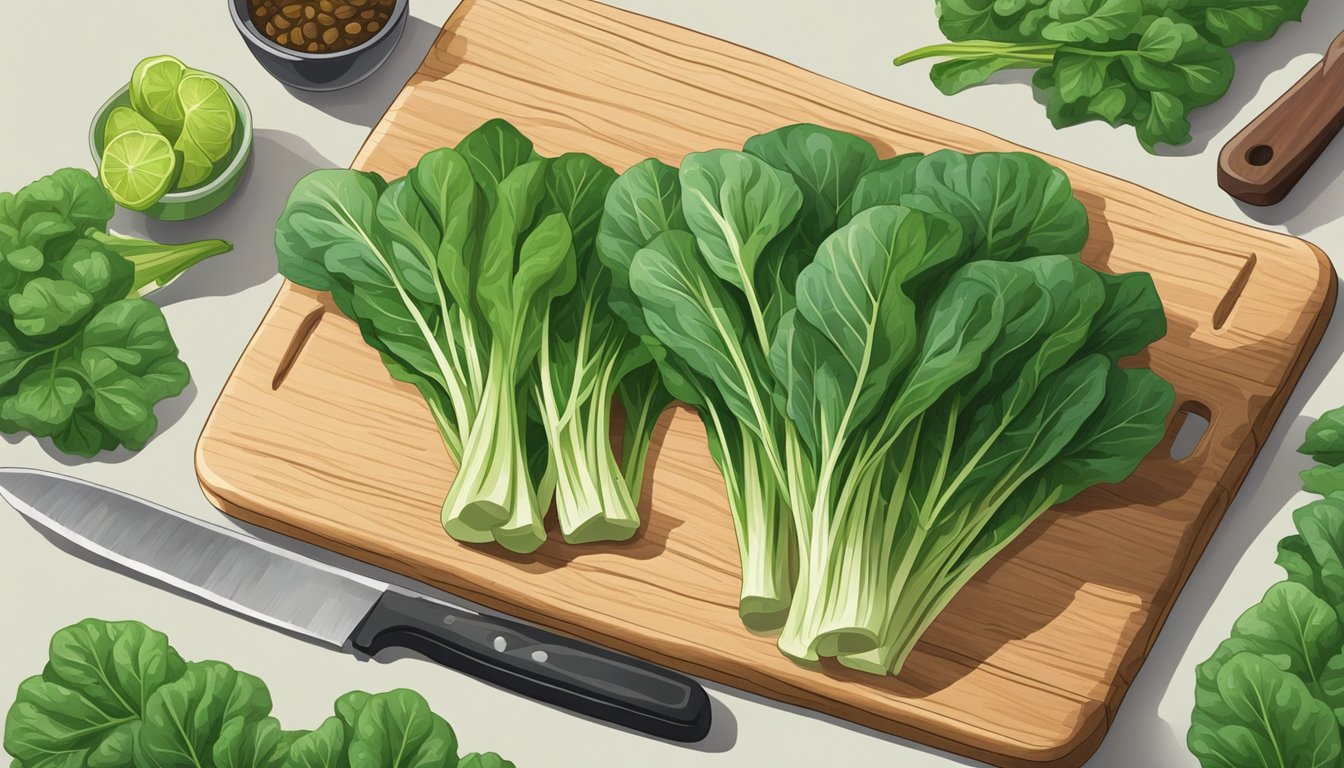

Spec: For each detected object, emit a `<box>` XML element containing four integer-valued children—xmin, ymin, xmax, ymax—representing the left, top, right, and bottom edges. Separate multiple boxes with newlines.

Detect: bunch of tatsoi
<box><xmin>277</xmin><ymin>121</ymin><xmax>667</xmax><ymax>554</ymax></box>
<box><xmin>100</xmin><ymin>55</ymin><xmax>239</xmax><ymax>210</ymax></box>
<box><xmin>276</xmin><ymin>120</ymin><xmax>1174</xmax><ymax>675</ymax></box>
<box><xmin>596</xmin><ymin>124</ymin><xmax>1173</xmax><ymax>673</ymax></box>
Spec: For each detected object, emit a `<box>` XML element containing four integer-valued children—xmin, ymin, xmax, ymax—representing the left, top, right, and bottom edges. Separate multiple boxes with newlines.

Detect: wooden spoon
<box><xmin>1219</xmin><ymin>30</ymin><xmax>1344</xmax><ymax>206</ymax></box>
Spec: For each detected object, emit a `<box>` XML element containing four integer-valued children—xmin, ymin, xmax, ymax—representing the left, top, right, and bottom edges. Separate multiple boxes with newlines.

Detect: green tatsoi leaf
<box><xmin>1053</xmin><ymin>52</ymin><xmax>1112</xmax><ymax>103</ymax></box>
<box><xmin>900</xmin><ymin>150</ymin><xmax>1090</xmax><ymax>263</ymax></box>
<box><xmin>903</xmin><ymin>0</ymin><xmax>1276</xmax><ymax>153</ymax></box>
<box><xmin>938</xmin><ymin>0</ymin><xmax>1052</xmax><ymax>42</ymax></box>
<box><xmin>212</xmin><ymin>717</ymin><xmax>296</xmax><ymax>768</ymax></box>
<box><xmin>0</xmin><ymin>297</ymin><xmax>189</xmax><ymax>457</ymax></box>
<box><xmin>678</xmin><ymin>149</ymin><xmax>802</xmax><ymax>298</ymax></box>
<box><xmin>1302</xmin><ymin>405</ymin><xmax>1344</xmax><ymax>466</ymax></box>
<box><xmin>930</xmin><ymin>57</ymin><xmax>1047</xmax><ymax>95</ymax></box>
<box><xmin>1189</xmin><ymin>652</ymin><xmax>1342</xmax><ymax>768</ymax></box>
<box><xmin>1178</xmin><ymin>0</ymin><xmax>1309</xmax><ymax>47</ymax></box>
<box><xmin>1278</xmin><ymin>496</ymin><xmax>1344</xmax><ymax>614</ymax></box>
<box><xmin>135</xmin><ymin>661</ymin><xmax>272</xmax><ymax>768</ymax></box>
<box><xmin>5</xmin><ymin>620</ymin><xmax>511</xmax><ymax>768</ymax></box>
<box><xmin>777</xmin><ymin>206</ymin><xmax>964</xmax><ymax>454</ymax></box>
<box><xmin>1043</xmin><ymin>0</ymin><xmax>1144</xmax><ymax>44</ymax></box>
<box><xmin>454</xmin><ymin>118</ymin><xmax>537</xmax><ymax>208</ymax></box>
<box><xmin>1303</xmin><ymin>465</ymin><xmax>1344</xmax><ymax>497</ymax></box>
<box><xmin>742</xmin><ymin>123</ymin><xmax>879</xmax><ymax>248</ymax></box>
<box><xmin>347</xmin><ymin>690</ymin><xmax>458</xmax><ymax>768</ymax></box>
<box><xmin>3</xmin><ymin>620</ymin><xmax>187</xmax><ymax>768</ymax></box>
<box><xmin>459</xmin><ymin>753</ymin><xmax>516</xmax><ymax>768</ymax></box>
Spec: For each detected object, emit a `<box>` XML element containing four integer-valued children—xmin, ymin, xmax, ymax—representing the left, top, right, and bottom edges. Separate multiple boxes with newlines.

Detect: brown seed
<box><xmin>334</xmin><ymin>5</ymin><xmax>355</xmax><ymax>18</ymax></box>
<box><xmin>265</xmin><ymin>21</ymin><xmax>276</xmax><ymax>35</ymax></box>
<box><xmin>344</xmin><ymin>21</ymin><xmax>361</xmax><ymax>34</ymax></box>
<box><xmin>352</xmin><ymin>0</ymin><xmax>367</xmax><ymax>6</ymax></box>
<box><xmin>303</xmin><ymin>20</ymin><xmax>317</xmax><ymax>38</ymax></box>
<box><xmin>317</xmin><ymin>12</ymin><xmax>334</xmax><ymax>24</ymax></box>
<box><xmin>254</xmin><ymin>5</ymin><xmax>266</xmax><ymax>17</ymax></box>
<box><xmin>282</xmin><ymin>3</ymin><xmax>302</xmax><ymax>17</ymax></box>
<box><xmin>367</xmin><ymin>20</ymin><xmax>380</xmax><ymax>32</ymax></box>
<box><xmin>322</xmin><ymin>27</ymin><xmax>339</xmax><ymax>44</ymax></box>
<box><xmin>320</xmin><ymin>0</ymin><xmax>333</xmax><ymax>10</ymax></box>
<box><xmin>273</xmin><ymin>14</ymin><xmax>290</xmax><ymax>28</ymax></box>
<box><xmin>307</xmin><ymin>42</ymin><xmax>319</xmax><ymax>51</ymax></box>
<box><xmin>290</xmin><ymin>27</ymin><xmax>303</xmax><ymax>44</ymax></box>
<box><xmin>360</xmin><ymin>9</ymin><xmax>375</xmax><ymax>18</ymax></box>
<box><xmin>304</xmin><ymin>5</ymin><xmax>315</xmax><ymax>18</ymax></box>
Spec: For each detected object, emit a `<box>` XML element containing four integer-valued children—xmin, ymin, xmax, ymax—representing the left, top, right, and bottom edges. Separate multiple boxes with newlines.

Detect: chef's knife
<box><xmin>0</xmin><ymin>467</ymin><xmax>711</xmax><ymax>742</ymax></box>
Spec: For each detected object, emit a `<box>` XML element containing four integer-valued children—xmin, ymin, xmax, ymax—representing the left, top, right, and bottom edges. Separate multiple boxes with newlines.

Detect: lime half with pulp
<box><xmin>130</xmin><ymin>55</ymin><xmax>187</xmax><ymax>141</ymax></box>
<box><xmin>101</xmin><ymin>130</ymin><xmax>178</xmax><ymax>211</ymax></box>
<box><xmin>103</xmin><ymin>105</ymin><xmax>159</xmax><ymax>147</ymax></box>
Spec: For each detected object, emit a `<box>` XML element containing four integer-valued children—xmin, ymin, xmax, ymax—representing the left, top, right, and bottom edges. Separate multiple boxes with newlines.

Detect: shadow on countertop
<box><xmin>1233</xmin><ymin>135</ymin><xmax>1344</xmax><ymax>236</ymax></box>
<box><xmin>282</xmin><ymin>16</ymin><xmax>443</xmax><ymax>127</ymax></box>
<box><xmin>108</xmin><ymin>129</ymin><xmax>335</xmax><ymax>305</ymax></box>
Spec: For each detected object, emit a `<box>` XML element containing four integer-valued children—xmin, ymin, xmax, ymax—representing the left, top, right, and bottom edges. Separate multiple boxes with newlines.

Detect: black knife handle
<box><xmin>349</xmin><ymin>588</ymin><xmax>711</xmax><ymax>742</ymax></box>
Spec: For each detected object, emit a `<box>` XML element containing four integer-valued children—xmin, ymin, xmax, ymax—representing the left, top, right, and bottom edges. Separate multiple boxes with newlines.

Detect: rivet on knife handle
<box><xmin>1218</xmin><ymin>30</ymin><xmax>1344</xmax><ymax>206</ymax></box>
<box><xmin>350</xmin><ymin>587</ymin><xmax>713</xmax><ymax>742</ymax></box>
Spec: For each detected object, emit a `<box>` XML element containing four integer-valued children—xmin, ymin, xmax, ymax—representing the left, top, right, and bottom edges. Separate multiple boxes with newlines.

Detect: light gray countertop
<box><xmin>4</xmin><ymin>1</ymin><xmax>1344</xmax><ymax>766</ymax></box>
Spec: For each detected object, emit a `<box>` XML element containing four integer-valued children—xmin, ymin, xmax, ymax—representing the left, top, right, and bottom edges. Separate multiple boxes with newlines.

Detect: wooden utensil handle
<box><xmin>1218</xmin><ymin>31</ymin><xmax>1344</xmax><ymax>206</ymax></box>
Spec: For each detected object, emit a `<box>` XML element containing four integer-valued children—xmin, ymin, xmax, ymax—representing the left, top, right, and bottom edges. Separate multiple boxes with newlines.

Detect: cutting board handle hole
<box><xmin>273</xmin><ymin>307</ymin><xmax>326</xmax><ymax>390</ymax></box>
<box><xmin>1246</xmin><ymin>144</ymin><xmax>1274</xmax><ymax>167</ymax></box>
<box><xmin>1170</xmin><ymin>403</ymin><xmax>1212</xmax><ymax>461</ymax></box>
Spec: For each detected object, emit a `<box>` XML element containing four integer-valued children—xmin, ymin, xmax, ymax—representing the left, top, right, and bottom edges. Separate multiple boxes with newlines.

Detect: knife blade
<box><xmin>0</xmin><ymin>467</ymin><xmax>711</xmax><ymax>742</ymax></box>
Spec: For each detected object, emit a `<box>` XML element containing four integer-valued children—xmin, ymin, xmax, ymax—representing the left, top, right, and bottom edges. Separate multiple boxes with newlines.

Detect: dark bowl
<box><xmin>228</xmin><ymin>0</ymin><xmax>408</xmax><ymax>91</ymax></box>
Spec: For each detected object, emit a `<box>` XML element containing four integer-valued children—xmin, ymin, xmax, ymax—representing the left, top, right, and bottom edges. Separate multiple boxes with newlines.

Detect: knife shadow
<box><xmin>17</xmin><ymin>512</ymin><xmax>738</xmax><ymax>752</ymax></box>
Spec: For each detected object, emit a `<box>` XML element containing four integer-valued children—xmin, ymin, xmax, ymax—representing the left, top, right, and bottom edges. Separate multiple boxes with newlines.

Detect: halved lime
<box><xmin>101</xmin><ymin>130</ymin><xmax>178</xmax><ymax>211</ymax></box>
<box><xmin>102</xmin><ymin>106</ymin><xmax>159</xmax><ymax>147</ymax></box>
<box><xmin>174</xmin><ymin>72</ymin><xmax>237</xmax><ymax>190</ymax></box>
<box><xmin>130</xmin><ymin>55</ymin><xmax>186</xmax><ymax>141</ymax></box>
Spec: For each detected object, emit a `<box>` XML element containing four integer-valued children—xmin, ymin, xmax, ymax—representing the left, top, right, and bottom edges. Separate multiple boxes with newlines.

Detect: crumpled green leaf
<box><xmin>6</xmin><ymin>620</ymin><xmax>511</xmax><ymax>768</ymax></box>
<box><xmin>285</xmin><ymin>690</ymin><xmax>459</xmax><ymax>768</ymax></box>
<box><xmin>1302</xmin><ymin>406</ymin><xmax>1344</xmax><ymax>466</ymax></box>
<box><xmin>3</xmin><ymin>619</ymin><xmax>187</xmax><ymax>768</ymax></box>
<box><xmin>901</xmin><ymin>0</ymin><xmax>1301</xmax><ymax>152</ymax></box>
<box><xmin>0</xmin><ymin>167</ymin><xmax>215</xmax><ymax>457</ymax></box>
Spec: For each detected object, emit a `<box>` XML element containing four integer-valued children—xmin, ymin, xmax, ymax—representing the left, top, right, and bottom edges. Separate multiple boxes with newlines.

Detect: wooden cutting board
<box><xmin>196</xmin><ymin>1</ymin><xmax>1337</xmax><ymax>765</ymax></box>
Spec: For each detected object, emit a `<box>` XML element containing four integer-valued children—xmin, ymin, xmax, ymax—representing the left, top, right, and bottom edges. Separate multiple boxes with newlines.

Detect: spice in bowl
<box><xmin>248</xmin><ymin>0</ymin><xmax>395</xmax><ymax>53</ymax></box>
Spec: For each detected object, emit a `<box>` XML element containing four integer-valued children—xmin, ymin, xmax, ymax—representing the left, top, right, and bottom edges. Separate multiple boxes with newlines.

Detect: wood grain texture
<box><xmin>1219</xmin><ymin>30</ymin><xmax>1344</xmax><ymax>206</ymax></box>
<box><xmin>195</xmin><ymin>1</ymin><xmax>1337</xmax><ymax>765</ymax></box>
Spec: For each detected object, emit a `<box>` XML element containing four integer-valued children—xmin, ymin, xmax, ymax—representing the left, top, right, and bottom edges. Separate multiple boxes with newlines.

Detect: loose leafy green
<box><xmin>1302</xmin><ymin>405</ymin><xmax>1344</xmax><ymax>466</ymax></box>
<box><xmin>1189</xmin><ymin>407</ymin><xmax>1344</xmax><ymax>767</ymax></box>
<box><xmin>0</xmin><ymin>168</ymin><xmax>231</xmax><ymax>456</ymax></box>
<box><xmin>4</xmin><ymin>619</ymin><xmax>512</xmax><ymax>768</ymax></box>
<box><xmin>278</xmin><ymin>120</ymin><xmax>663</xmax><ymax>553</ymax></box>
<box><xmin>897</xmin><ymin>0</ymin><xmax>1307</xmax><ymax>152</ymax></box>
<box><xmin>458</xmin><ymin>754</ymin><xmax>515</xmax><ymax>768</ymax></box>
<box><xmin>606</xmin><ymin>123</ymin><xmax>1172</xmax><ymax>669</ymax></box>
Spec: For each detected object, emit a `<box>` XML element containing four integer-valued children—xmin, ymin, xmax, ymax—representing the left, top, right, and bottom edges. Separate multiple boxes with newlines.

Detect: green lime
<box><xmin>101</xmin><ymin>130</ymin><xmax>178</xmax><ymax>211</ymax></box>
<box><xmin>130</xmin><ymin>55</ymin><xmax>186</xmax><ymax>141</ymax></box>
<box><xmin>174</xmin><ymin>72</ymin><xmax>237</xmax><ymax>190</ymax></box>
<box><xmin>102</xmin><ymin>106</ymin><xmax>159</xmax><ymax>147</ymax></box>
